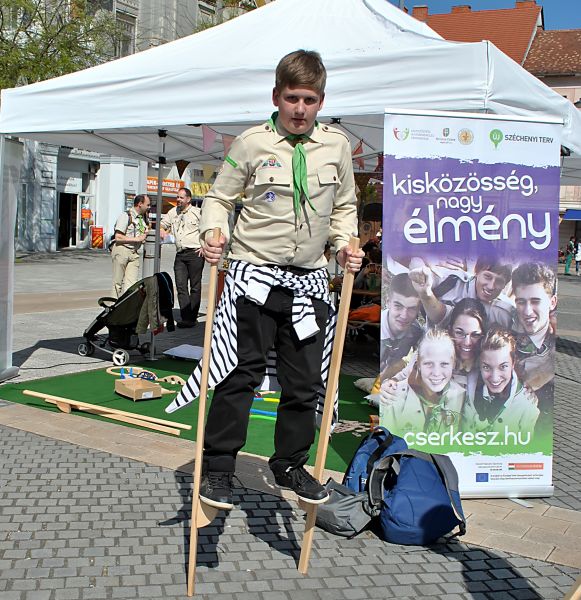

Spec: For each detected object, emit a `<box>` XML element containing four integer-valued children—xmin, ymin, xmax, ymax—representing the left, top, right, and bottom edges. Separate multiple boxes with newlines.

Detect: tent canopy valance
<box><xmin>1</xmin><ymin>0</ymin><xmax>580</xmax><ymax>168</ymax></box>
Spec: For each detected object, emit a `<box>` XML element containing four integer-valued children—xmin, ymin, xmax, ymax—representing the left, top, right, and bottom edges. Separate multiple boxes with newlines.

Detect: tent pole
<box><xmin>0</xmin><ymin>135</ymin><xmax>22</xmax><ymax>383</ymax></box>
<box><xmin>298</xmin><ymin>237</ymin><xmax>359</xmax><ymax>575</ymax></box>
<box><xmin>148</xmin><ymin>130</ymin><xmax>167</xmax><ymax>362</ymax></box>
<box><xmin>154</xmin><ymin>129</ymin><xmax>166</xmax><ymax>276</ymax></box>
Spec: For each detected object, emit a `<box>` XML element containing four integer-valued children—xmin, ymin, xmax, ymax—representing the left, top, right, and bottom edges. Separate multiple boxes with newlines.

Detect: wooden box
<box><xmin>115</xmin><ymin>378</ymin><xmax>162</xmax><ymax>401</ymax></box>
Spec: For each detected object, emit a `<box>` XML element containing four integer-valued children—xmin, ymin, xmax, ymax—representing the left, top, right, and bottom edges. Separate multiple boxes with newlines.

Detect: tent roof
<box><xmin>1</xmin><ymin>0</ymin><xmax>580</xmax><ymax>165</ymax></box>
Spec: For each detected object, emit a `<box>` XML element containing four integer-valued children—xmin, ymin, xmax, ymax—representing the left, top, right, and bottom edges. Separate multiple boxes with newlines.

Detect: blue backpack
<box><xmin>343</xmin><ymin>426</ymin><xmax>408</xmax><ymax>492</ymax></box>
<box><xmin>343</xmin><ymin>427</ymin><xmax>466</xmax><ymax>545</ymax></box>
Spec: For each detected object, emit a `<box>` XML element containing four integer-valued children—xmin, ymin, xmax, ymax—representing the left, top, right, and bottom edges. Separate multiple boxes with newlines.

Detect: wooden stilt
<box><xmin>187</xmin><ymin>228</ymin><xmax>221</xmax><ymax>597</ymax></box>
<box><xmin>298</xmin><ymin>237</ymin><xmax>359</xmax><ymax>575</ymax></box>
<box><xmin>564</xmin><ymin>576</ymin><xmax>581</xmax><ymax>600</ymax></box>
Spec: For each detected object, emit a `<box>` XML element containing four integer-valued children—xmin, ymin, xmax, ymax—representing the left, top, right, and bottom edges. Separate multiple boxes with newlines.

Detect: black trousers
<box><xmin>174</xmin><ymin>249</ymin><xmax>205</xmax><ymax>322</ymax></box>
<box><xmin>203</xmin><ymin>287</ymin><xmax>328</xmax><ymax>474</ymax></box>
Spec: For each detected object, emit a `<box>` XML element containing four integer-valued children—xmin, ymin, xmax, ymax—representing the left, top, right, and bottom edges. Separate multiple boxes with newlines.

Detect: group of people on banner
<box><xmin>379</xmin><ymin>253</ymin><xmax>556</xmax><ymax>441</ymax></box>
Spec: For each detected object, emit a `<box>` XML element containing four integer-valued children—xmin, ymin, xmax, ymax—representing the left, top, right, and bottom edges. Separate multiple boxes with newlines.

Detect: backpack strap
<box><xmin>366</xmin><ymin>456</ymin><xmax>395</xmax><ymax>513</ymax></box>
<box><xmin>431</xmin><ymin>455</ymin><xmax>466</xmax><ymax>536</ymax></box>
<box><xmin>368</xmin><ymin>450</ymin><xmax>466</xmax><ymax>536</ymax></box>
<box><xmin>343</xmin><ymin>427</ymin><xmax>394</xmax><ymax>482</ymax></box>
<box><xmin>432</xmin><ymin>274</ymin><xmax>461</xmax><ymax>299</ymax></box>
<box><xmin>109</xmin><ymin>210</ymin><xmax>134</xmax><ymax>251</ymax></box>
<box><xmin>365</xmin><ymin>430</ymin><xmax>394</xmax><ymax>475</ymax></box>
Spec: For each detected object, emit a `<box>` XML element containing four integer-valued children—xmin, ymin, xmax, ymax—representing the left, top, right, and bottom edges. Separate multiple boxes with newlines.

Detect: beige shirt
<box><xmin>160</xmin><ymin>204</ymin><xmax>202</xmax><ymax>252</ymax></box>
<box><xmin>199</xmin><ymin>118</ymin><xmax>358</xmax><ymax>269</ymax></box>
<box><xmin>114</xmin><ymin>207</ymin><xmax>147</xmax><ymax>250</ymax></box>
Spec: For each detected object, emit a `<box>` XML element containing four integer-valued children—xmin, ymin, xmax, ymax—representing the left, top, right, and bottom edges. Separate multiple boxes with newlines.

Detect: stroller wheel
<box><xmin>112</xmin><ymin>349</ymin><xmax>130</xmax><ymax>366</ymax></box>
<box><xmin>78</xmin><ymin>342</ymin><xmax>94</xmax><ymax>357</ymax></box>
<box><xmin>139</xmin><ymin>342</ymin><xmax>151</xmax><ymax>355</ymax></box>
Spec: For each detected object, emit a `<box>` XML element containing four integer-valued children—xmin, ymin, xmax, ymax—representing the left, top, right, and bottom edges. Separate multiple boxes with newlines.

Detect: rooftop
<box><xmin>411</xmin><ymin>1</ymin><xmax>543</xmax><ymax>65</ymax></box>
<box><xmin>524</xmin><ymin>28</ymin><xmax>581</xmax><ymax>76</ymax></box>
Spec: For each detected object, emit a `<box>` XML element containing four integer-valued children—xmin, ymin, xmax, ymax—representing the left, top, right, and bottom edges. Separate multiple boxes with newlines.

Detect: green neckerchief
<box><xmin>268</xmin><ymin>111</ymin><xmax>317</xmax><ymax>218</ymax></box>
<box><xmin>417</xmin><ymin>383</ymin><xmax>460</xmax><ymax>433</ymax></box>
<box><xmin>137</xmin><ymin>215</ymin><xmax>145</xmax><ymax>235</ymax></box>
<box><xmin>130</xmin><ymin>208</ymin><xmax>146</xmax><ymax>235</ymax></box>
<box><xmin>478</xmin><ymin>375</ymin><xmax>518</xmax><ymax>430</ymax></box>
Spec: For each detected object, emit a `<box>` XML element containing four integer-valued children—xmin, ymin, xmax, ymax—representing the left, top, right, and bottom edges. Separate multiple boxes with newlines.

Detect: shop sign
<box><xmin>57</xmin><ymin>170</ymin><xmax>82</xmax><ymax>193</ymax></box>
<box><xmin>147</xmin><ymin>177</ymin><xmax>185</xmax><ymax>194</ymax></box>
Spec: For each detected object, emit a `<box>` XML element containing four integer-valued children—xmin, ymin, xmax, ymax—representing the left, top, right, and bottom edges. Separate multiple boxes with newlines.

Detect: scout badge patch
<box><xmin>260</xmin><ymin>155</ymin><xmax>283</xmax><ymax>169</ymax></box>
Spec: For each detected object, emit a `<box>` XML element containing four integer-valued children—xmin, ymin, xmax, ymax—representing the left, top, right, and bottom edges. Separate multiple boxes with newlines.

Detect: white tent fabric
<box><xmin>1</xmin><ymin>0</ymin><xmax>581</xmax><ymax>380</ymax></box>
<box><xmin>1</xmin><ymin>0</ymin><xmax>580</xmax><ymax>161</ymax></box>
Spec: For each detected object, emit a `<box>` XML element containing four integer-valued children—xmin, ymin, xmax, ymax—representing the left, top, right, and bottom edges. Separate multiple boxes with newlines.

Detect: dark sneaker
<box><xmin>273</xmin><ymin>466</ymin><xmax>329</xmax><ymax>505</ymax></box>
<box><xmin>199</xmin><ymin>472</ymin><xmax>234</xmax><ymax>510</ymax></box>
<box><xmin>177</xmin><ymin>320</ymin><xmax>196</xmax><ymax>329</ymax></box>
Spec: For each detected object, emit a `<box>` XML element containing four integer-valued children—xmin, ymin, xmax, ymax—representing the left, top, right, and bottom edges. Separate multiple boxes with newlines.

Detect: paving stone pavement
<box><xmin>1</xmin><ymin>424</ymin><xmax>579</xmax><ymax>600</ymax></box>
<box><xmin>3</xmin><ymin>254</ymin><xmax>581</xmax><ymax>598</ymax></box>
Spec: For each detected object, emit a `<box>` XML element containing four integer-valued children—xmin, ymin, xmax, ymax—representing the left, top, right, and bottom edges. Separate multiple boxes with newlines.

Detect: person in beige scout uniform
<box><xmin>160</xmin><ymin>187</ymin><xmax>204</xmax><ymax>328</ymax></box>
<box><xmin>381</xmin><ymin>329</ymin><xmax>465</xmax><ymax>436</ymax></box>
<box><xmin>195</xmin><ymin>50</ymin><xmax>364</xmax><ymax>510</ymax></box>
<box><xmin>463</xmin><ymin>327</ymin><xmax>539</xmax><ymax>437</ymax></box>
<box><xmin>110</xmin><ymin>194</ymin><xmax>150</xmax><ymax>298</ymax></box>
<box><xmin>511</xmin><ymin>262</ymin><xmax>556</xmax><ymax>434</ymax></box>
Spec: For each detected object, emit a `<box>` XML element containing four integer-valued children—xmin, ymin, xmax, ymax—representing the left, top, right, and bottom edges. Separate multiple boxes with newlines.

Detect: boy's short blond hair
<box><xmin>275</xmin><ymin>50</ymin><xmax>327</xmax><ymax>95</ymax></box>
<box><xmin>417</xmin><ymin>328</ymin><xmax>456</xmax><ymax>363</ymax></box>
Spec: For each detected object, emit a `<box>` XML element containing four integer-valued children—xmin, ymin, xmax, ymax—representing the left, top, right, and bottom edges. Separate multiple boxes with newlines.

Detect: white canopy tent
<box><xmin>1</xmin><ymin>0</ymin><xmax>580</xmax><ymax>380</ymax></box>
<box><xmin>2</xmin><ymin>0</ymin><xmax>581</xmax><ymax>159</ymax></box>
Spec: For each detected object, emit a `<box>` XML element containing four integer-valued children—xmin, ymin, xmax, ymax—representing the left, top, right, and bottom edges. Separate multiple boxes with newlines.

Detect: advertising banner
<box><xmin>146</xmin><ymin>177</ymin><xmax>185</xmax><ymax>195</ymax></box>
<box><xmin>380</xmin><ymin>110</ymin><xmax>562</xmax><ymax>497</ymax></box>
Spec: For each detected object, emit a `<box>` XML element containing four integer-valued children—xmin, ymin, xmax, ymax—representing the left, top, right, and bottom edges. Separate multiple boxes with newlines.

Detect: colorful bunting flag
<box><xmin>175</xmin><ymin>159</ymin><xmax>190</xmax><ymax>178</ymax></box>
<box><xmin>222</xmin><ymin>134</ymin><xmax>235</xmax><ymax>156</ymax></box>
<box><xmin>202</xmin><ymin>125</ymin><xmax>217</xmax><ymax>153</ymax></box>
<box><xmin>352</xmin><ymin>139</ymin><xmax>365</xmax><ymax>170</ymax></box>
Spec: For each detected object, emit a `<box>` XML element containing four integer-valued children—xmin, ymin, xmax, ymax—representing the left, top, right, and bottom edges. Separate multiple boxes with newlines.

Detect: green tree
<box><xmin>0</xmin><ymin>0</ymin><xmax>123</xmax><ymax>90</ymax></box>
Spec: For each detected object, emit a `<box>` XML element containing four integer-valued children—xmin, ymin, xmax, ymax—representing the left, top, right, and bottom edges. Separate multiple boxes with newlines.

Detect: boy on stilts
<box><xmin>169</xmin><ymin>50</ymin><xmax>363</xmax><ymax>509</ymax></box>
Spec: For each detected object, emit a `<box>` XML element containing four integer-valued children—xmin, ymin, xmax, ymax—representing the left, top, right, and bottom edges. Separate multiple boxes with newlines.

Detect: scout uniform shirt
<box><xmin>160</xmin><ymin>204</ymin><xmax>202</xmax><ymax>252</ymax></box>
<box><xmin>512</xmin><ymin>319</ymin><xmax>555</xmax><ymax>406</ymax></box>
<box><xmin>380</xmin><ymin>310</ymin><xmax>423</xmax><ymax>378</ymax></box>
<box><xmin>199</xmin><ymin>117</ymin><xmax>357</xmax><ymax>269</ymax></box>
<box><xmin>463</xmin><ymin>374</ymin><xmax>540</xmax><ymax>435</ymax></box>
<box><xmin>114</xmin><ymin>207</ymin><xmax>147</xmax><ymax>250</ymax></box>
<box><xmin>382</xmin><ymin>375</ymin><xmax>465</xmax><ymax>435</ymax></box>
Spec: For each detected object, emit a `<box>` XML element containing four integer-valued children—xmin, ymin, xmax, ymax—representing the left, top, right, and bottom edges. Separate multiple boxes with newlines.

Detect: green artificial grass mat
<box><xmin>0</xmin><ymin>358</ymin><xmax>377</xmax><ymax>474</ymax></box>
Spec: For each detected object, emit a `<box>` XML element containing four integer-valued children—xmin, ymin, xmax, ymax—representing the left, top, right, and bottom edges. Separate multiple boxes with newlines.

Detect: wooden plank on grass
<box><xmin>23</xmin><ymin>390</ymin><xmax>191</xmax><ymax>430</ymax></box>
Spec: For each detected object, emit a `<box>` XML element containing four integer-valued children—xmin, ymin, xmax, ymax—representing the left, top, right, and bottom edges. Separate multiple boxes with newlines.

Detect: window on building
<box><xmin>116</xmin><ymin>12</ymin><xmax>136</xmax><ymax>57</ymax></box>
<box><xmin>86</xmin><ymin>0</ymin><xmax>114</xmax><ymax>15</ymax></box>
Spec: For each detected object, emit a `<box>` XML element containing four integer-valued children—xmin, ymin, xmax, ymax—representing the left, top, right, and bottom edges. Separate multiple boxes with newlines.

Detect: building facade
<box><xmin>13</xmin><ymin>0</ymin><xmax>254</xmax><ymax>253</ymax></box>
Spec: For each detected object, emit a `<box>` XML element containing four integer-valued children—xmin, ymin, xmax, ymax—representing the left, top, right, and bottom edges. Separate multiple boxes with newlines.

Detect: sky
<box><xmin>389</xmin><ymin>0</ymin><xmax>581</xmax><ymax>30</ymax></box>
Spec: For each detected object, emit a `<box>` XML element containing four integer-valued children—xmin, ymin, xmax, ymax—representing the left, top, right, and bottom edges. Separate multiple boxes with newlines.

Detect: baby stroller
<box><xmin>77</xmin><ymin>272</ymin><xmax>175</xmax><ymax>366</ymax></box>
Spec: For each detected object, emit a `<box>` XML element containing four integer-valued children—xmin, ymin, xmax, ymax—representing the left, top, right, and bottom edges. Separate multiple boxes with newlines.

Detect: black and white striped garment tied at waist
<box><xmin>165</xmin><ymin>259</ymin><xmax>340</xmax><ymax>428</ymax></box>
